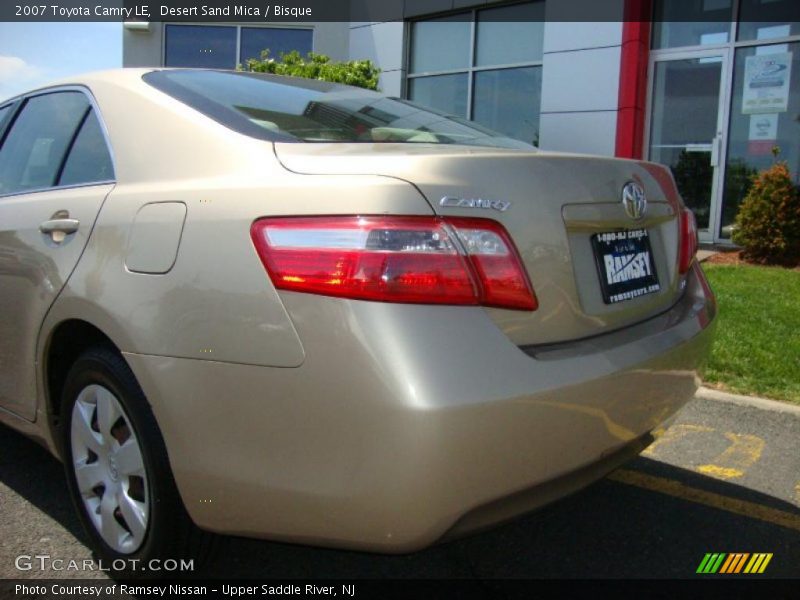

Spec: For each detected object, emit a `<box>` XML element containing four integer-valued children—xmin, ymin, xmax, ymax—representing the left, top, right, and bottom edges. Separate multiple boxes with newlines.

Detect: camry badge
<box><xmin>621</xmin><ymin>181</ymin><xmax>647</xmax><ymax>220</ymax></box>
<box><xmin>439</xmin><ymin>196</ymin><xmax>511</xmax><ymax>212</ymax></box>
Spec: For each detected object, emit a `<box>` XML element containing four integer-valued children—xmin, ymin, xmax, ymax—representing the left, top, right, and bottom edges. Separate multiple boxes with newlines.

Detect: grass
<box><xmin>701</xmin><ymin>263</ymin><xmax>800</xmax><ymax>404</ymax></box>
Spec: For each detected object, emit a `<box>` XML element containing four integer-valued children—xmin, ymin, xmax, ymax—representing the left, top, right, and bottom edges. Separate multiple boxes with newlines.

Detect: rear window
<box><xmin>143</xmin><ymin>70</ymin><xmax>534</xmax><ymax>150</ymax></box>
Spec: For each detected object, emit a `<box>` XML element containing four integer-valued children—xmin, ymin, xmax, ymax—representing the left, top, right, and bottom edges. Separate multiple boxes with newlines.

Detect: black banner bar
<box><xmin>2</xmin><ymin>0</ymin><xmax>798</xmax><ymax>23</ymax></box>
<box><xmin>0</xmin><ymin>578</ymin><xmax>796</xmax><ymax>600</ymax></box>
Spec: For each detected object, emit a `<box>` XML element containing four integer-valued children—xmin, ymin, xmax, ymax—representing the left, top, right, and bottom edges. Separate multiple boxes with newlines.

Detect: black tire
<box><xmin>60</xmin><ymin>347</ymin><xmax>215</xmax><ymax>577</ymax></box>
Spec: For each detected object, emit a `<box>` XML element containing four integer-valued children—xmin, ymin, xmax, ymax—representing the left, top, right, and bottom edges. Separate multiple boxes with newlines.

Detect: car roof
<box><xmin>0</xmin><ymin>68</ymin><xmax>151</xmax><ymax>105</ymax></box>
<box><xmin>1</xmin><ymin>68</ymin><xmax>365</xmax><ymax>105</ymax></box>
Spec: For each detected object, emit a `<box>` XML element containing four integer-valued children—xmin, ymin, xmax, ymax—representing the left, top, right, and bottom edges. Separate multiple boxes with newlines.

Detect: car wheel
<box><xmin>60</xmin><ymin>347</ymin><xmax>214</xmax><ymax>574</ymax></box>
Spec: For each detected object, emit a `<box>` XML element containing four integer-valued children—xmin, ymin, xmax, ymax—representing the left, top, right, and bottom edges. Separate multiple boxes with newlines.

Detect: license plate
<box><xmin>592</xmin><ymin>229</ymin><xmax>660</xmax><ymax>304</ymax></box>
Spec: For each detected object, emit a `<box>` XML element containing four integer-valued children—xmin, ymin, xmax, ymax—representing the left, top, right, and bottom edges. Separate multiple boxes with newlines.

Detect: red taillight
<box><xmin>445</xmin><ymin>217</ymin><xmax>537</xmax><ymax>310</ymax></box>
<box><xmin>678</xmin><ymin>208</ymin><xmax>698</xmax><ymax>275</ymax></box>
<box><xmin>250</xmin><ymin>216</ymin><xmax>537</xmax><ymax>311</ymax></box>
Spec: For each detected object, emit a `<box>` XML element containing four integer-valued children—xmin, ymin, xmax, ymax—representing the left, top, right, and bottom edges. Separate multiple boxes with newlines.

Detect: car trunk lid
<box><xmin>275</xmin><ymin>143</ymin><xmax>684</xmax><ymax>346</ymax></box>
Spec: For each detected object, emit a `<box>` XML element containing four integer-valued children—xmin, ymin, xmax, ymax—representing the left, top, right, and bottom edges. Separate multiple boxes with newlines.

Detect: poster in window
<box><xmin>747</xmin><ymin>113</ymin><xmax>778</xmax><ymax>155</ymax></box>
<box><xmin>742</xmin><ymin>52</ymin><xmax>792</xmax><ymax>114</ymax></box>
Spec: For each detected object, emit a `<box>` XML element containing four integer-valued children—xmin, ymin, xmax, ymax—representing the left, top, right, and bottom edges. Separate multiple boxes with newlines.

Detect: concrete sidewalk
<box><xmin>697</xmin><ymin>249</ymin><xmax>718</xmax><ymax>262</ymax></box>
<box><xmin>696</xmin><ymin>386</ymin><xmax>800</xmax><ymax>416</ymax></box>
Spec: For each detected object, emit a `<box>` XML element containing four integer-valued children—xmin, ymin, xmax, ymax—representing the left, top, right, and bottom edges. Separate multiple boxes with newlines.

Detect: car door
<box><xmin>0</xmin><ymin>89</ymin><xmax>115</xmax><ymax>421</ymax></box>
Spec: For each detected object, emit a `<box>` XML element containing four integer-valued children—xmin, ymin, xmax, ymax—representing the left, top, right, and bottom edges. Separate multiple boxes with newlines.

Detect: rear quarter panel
<box><xmin>40</xmin><ymin>73</ymin><xmax>437</xmax><ymax>368</ymax></box>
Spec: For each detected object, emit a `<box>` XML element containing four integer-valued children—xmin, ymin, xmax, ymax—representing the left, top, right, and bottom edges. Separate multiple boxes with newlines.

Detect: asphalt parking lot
<box><xmin>1</xmin><ymin>392</ymin><xmax>799</xmax><ymax>580</ymax></box>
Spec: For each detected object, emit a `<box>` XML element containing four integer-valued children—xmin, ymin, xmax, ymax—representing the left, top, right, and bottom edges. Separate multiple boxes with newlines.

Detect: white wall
<box><xmin>538</xmin><ymin>1</ymin><xmax>624</xmax><ymax>155</ymax></box>
<box><xmin>123</xmin><ymin>22</ymin><xmax>164</xmax><ymax>67</ymax></box>
<box><xmin>348</xmin><ymin>22</ymin><xmax>405</xmax><ymax>96</ymax></box>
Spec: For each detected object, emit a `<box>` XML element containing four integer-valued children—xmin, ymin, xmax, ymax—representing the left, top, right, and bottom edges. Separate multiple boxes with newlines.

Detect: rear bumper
<box><xmin>125</xmin><ymin>262</ymin><xmax>715</xmax><ymax>552</ymax></box>
<box><xmin>443</xmin><ymin>431</ymin><xmax>656</xmax><ymax>541</ymax></box>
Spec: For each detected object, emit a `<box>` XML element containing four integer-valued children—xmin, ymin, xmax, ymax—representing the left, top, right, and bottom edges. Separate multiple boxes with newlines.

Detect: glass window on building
<box><xmin>473</xmin><ymin>67</ymin><xmax>542</xmax><ymax>147</ymax></box>
<box><xmin>721</xmin><ymin>42</ymin><xmax>800</xmax><ymax>238</ymax></box>
<box><xmin>651</xmin><ymin>0</ymin><xmax>733</xmax><ymax>49</ymax></box>
<box><xmin>737</xmin><ymin>0</ymin><xmax>800</xmax><ymax>42</ymax></box>
<box><xmin>165</xmin><ymin>25</ymin><xmax>237</xmax><ymax>68</ymax></box>
<box><xmin>240</xmin><ymin>27</ymin><xmax>313</xmax><ymax>63</ymax></box>
<box><xmin>165</xmin><ymin>25</ymin><xmax>314</xmax><ymax>69</ymax></box>
<box><xmin>649</xmin><ymin>58</ymin><xmax>723</xmax><ymax>231</ymax></box>
<box><xmin>407</xmin><ymin>2</ymin><xmax>544</xmax><ymax>146</ymax></box>
<box><xmin>407</xmin><ymin>74</ymin><xmax>468</xmax><ymax>120</ymax></box>
<box><xmin>409</xmin><ymin>15</ymin><xmax>470</xmax><ymax>74</ymax></box>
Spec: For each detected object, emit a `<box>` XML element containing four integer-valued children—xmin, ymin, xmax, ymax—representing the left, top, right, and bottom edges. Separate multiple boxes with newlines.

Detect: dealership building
<box><xmin>122</xmin><ymin>0</ymin><xmax>799</xmax><ymax>244</ymax></box>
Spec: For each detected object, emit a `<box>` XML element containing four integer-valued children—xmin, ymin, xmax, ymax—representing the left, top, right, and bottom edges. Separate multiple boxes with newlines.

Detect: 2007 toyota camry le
<box><xmin>0</xmin><ymin>69</ymin><xmax>715</xmax><ymax>566</ymax></box>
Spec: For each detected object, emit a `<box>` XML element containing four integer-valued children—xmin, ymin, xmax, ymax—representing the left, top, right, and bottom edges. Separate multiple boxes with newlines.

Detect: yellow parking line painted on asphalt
<box><xmin>697</xmin><ymin>433</ymin><xmax>765</xmax><ymax>481</ymax></box>
<box><xmin>696</xmin><ymin>465</ymin><xmax>745</xmax><ymax>479</ymax></box>
<box><xmin>642</xmin><ymin>424</ymin><xmax>714</xmax><ymax>457</ymax></box>
<box><xmin>608</xmin><ymin>469</ymin><xmax>800</xmax><ymax>533</ymax></box>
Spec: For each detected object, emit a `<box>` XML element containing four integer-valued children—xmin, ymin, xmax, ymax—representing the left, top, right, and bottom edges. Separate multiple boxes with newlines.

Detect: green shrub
<box><xmin>732</xmin><ymin>160</ymin><xmax>800</xmax><ymax>266</ymax></box>
<box><xmin>242</xmin><ymin>50</ymin><xmax>380</xmax><ymax>91</ymax></box>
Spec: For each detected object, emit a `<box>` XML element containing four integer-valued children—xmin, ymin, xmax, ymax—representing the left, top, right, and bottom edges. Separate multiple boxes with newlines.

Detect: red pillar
<box><xmin>615</xmin><ymin>0</ymin><xmax>652</xmax><ymax>159</ymax></box>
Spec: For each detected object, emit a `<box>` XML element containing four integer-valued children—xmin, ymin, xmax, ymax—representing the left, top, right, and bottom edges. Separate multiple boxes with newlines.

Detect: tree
<box><xmin>242</xmin><ymin>50</ymin><xmax>381</xmax><ymax>91</ymax></box>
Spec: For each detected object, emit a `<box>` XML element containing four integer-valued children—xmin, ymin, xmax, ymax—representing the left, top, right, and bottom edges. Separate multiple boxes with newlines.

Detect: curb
<box><xmin>696</xmin><ymin>251</ymin><xmax>718</xmax><ymax>263</ymax></box>
<box><xmin>696</xmin><ymin>386</ymin><xmax>800</xmax><ymax>416</ymax></box>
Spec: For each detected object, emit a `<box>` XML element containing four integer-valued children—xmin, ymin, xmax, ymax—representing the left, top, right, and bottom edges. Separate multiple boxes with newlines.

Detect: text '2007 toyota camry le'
<box><xmin>0</xmin><ymin>69</ymin><xmax>715</xmax><ymax>567</ymax></box>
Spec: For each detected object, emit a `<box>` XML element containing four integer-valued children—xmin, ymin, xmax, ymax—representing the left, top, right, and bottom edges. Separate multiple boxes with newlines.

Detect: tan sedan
<box><xmin>0</xmin><ymin>69</ymin><xmax>715</xmax><ymax>567</ymax></box>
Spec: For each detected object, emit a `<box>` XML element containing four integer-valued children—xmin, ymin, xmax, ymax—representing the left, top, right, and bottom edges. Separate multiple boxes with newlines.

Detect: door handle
<box><xmin>710</xmin><ymin>135</ymin><xmax>722</xmax><ymax>167</ymax></box>
<box><xmin>40</xmin><ymin>218</ymin><xmax>80</xmax><ymax>235</ymax></box>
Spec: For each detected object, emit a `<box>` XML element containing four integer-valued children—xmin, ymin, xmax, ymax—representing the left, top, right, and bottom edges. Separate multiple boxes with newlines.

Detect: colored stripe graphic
<box><xmin>721</xmin><ymin>553</ymin><xmax>750</xmax><ymax>574</ymax></box>
<box><xmin>744</xmin><ymin>554</ymin><xmax>760</xmax><ymax>573</ymax></box>
<box><xmin>743</xmin><ymin>553</ymin><xmax>773</xmax><ymax>574</ymax></box>
<box><xmin>719</xmin><ymin>554</ymin><xmax>735</xmax><ymax>573</ymax></box>
<box><xmin>759</xmin><ymin>554</ymin><xmax>773</xmax><ymax>573</ymax></box>
<box><xmin>698</xmin><ymin>552</ymin><xmax>773</xmax><ymax>574</ymax></box>
<box><xmin>697</xmin><ymin>553</ymin><xmax>727</xmax><ymax>573</ymax></box>
<box><xmin>735</xmin><ymin>553</ymin><xmax>750</xmax><ymax>573</ymax></box>
<box><xmin>710</xmin><ymin>553</ymin><xmax>726</xmax><ymax>573</ymax></box>
<box><xmin>696</xmin><ymin>553</ymin><xmax>713</xmax><ymax>573</ymax></box>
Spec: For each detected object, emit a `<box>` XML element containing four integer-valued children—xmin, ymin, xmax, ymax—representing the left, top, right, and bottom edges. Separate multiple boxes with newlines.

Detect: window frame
<box><xmin>162</xmin><ymin>23</ymin><xmax>315</xmax><ymax>69</ymax></box>
<box><xmin>647</xmin><ymin>0</ymin><xmax>800</xmax><ymax>242</ymax></box>
<box><xmin>650</xmin><ymin>0</ymin><xmax>800</xmax><ymax>54</ymax></box>
<box><xmin>0</xmin><ymin>100</ymin><xmax>23</xmax><ymax>149</ymax></box>
<box><xmin>404</xmin><ymin>2</ymin><xmax>545</xmax><ymax>121</ymax></box>
<box><xmin>0</xmin><ymin>85</ymin><xmax>117</xmax><ymax>199</ymax></box>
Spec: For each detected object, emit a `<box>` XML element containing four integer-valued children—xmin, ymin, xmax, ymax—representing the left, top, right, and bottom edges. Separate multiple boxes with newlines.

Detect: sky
<box><xmin>0</xmin><ymin>22</ymin><xmax>121</xmax><ymax>102</ymax></box>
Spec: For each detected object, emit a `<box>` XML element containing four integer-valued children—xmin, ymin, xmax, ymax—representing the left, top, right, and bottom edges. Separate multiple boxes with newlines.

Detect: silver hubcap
<box><xmin>70</xmin><ymin>384</ymin><xmax>149</xmax><ymax>554</ymax></box>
